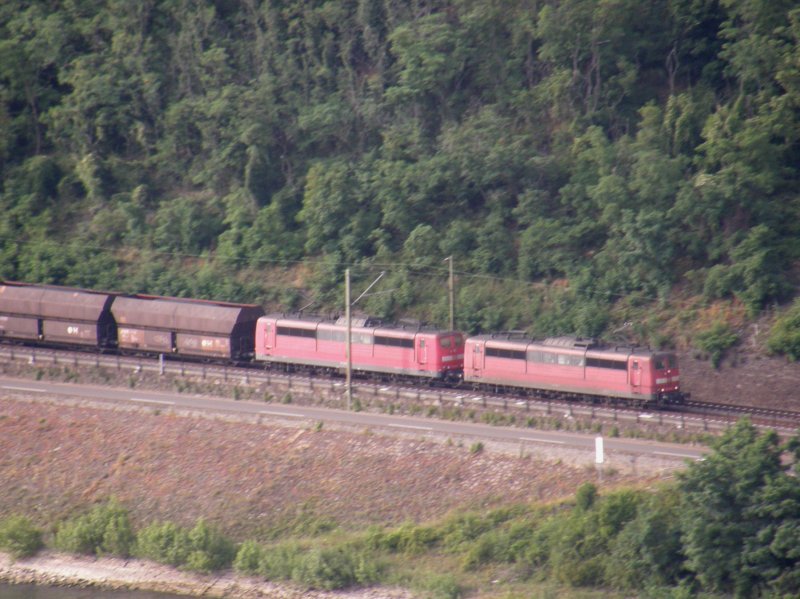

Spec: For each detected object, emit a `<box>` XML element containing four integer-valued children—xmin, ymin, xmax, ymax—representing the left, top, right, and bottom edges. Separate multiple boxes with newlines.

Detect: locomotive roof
<box><xmin>266</xmin><ymin>312</ymin><xmax>449</xmax><ymax>333</ymax></box>
<box><xmin>0</xmin><ymin>281</ymin><xmax>115</xmax><ymax>321</ymax></box>
<box><xmin>113</xmin><ymin>295</ymin><xmax>264</xmax><ymax>334</ymax></box>
<box><xmin>469</xmin><ymin>333</ymin><xmax>662</xmax><ymax>356</ymax></box>
<box><xmin>469</xmin><ymin>333</ymin><xmax>596</xmax><ymax>347</ymax></box>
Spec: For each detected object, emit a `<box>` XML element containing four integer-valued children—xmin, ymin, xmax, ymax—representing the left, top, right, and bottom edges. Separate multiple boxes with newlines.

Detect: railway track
<box><xmin>680</xmin><ymin>400</ymin><xmax>800</xmax><ymax>430</ymax></box>
<box><xmin>1</xmin><ymin>343</ymin><xmax>799</xmax><ymax>436</ymax></box>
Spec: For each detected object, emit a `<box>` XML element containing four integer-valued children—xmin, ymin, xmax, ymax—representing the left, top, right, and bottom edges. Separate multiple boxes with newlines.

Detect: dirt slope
<box><xmin>0</xmin><ymin>398</ymin><xmax>655</xmax><ymax>538</ymax></box>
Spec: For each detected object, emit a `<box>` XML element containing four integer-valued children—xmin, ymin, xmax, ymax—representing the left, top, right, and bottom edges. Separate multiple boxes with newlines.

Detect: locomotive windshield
<box><xmin>654</xmin><ymin>355</ymin><xmax>678</xmax><ymax>370</ymax></box>
<box><xmin>440</xmin><ymin>334</ymin><xmax>465</xmax><ymax>349</ymax></box>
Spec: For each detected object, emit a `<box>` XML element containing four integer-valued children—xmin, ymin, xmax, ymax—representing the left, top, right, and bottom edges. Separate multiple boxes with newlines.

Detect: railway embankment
<box><xmin>2</xmin><ymin>345</ymin><xmax>793</xmax><ymax>597</ymax></box>
<box><xmin>0</xmin><ymin>390</ymin><xmax>672</xmax><ymax>597</ymax></box>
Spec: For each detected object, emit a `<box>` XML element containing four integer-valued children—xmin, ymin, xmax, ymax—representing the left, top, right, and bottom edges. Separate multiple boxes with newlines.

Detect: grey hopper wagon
<box><xmin>111</xmin><ymin>295</ymin><xmax>264</xmax><ymax>360</ymax></box>
<box><xmin>0</xmin><ymin>282</ymin><xmax>117</xmax><ymax>347</ymax></box>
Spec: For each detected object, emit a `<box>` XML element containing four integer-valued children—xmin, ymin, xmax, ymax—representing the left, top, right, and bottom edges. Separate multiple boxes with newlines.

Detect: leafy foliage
<box><xmin>694</xmin><ymin>322</ymin><xmax>739</xmax><ymax>368</ymax></box>
<box><xmin>9</xmin><ymin>428</ymin><xmax>800</xmax><ymax>598</ymax></box>
<box><xmin>0</xmin><ymin>0</ymin><xmax>799</xmax><ymax>333</ymax></box>
<box><xmin>0</xmin><ymin>515</ymin><xmax>44</xmax><ymax>559</ymax></box>
<box><xmin>53</xmin><ymin>500</ymin><xmax>134</xmax><ymax>557</ymax></box>
<box><xmin>678</xmin><ymin>420</ymin><xmax>800</xmax><ymax>596</ymax></box>
<box><xmin>767</xmin><ymin>298</ymin><xmax>800</xmax><ymax>361</ymax></box>
<box><xmin>134</xmin><ymin>518</ymin><xmax>235</xmax><ymax>573</ymax></box>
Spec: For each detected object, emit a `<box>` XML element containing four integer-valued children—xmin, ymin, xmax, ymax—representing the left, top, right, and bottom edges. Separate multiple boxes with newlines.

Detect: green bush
<box><xmin>575</xmin><ymin>483</ymin><xmax>598</xmax><ymax>511</ymax></box>
<box><xmin>185</xmin><ymin>519</ymin><xmax>236</xmax><ymax>572</ymax></box>
<box><xmin>518</xmin><ymin>490</ymin><xmax>645</xmax><ymax>587</ymax></box>
<box><xmin>767</xmin><ymin>299</ymin><xmax>800</xmax><ymax>361</ymax></box>
<box><xmin>134</xmin><ymin>519</ymin><xmax>234</xmax><ymax>573</ymax></box>
<box><xmin>134</xmin><ymin>521</ymin><xmax>192</xmax><ymax>566</ymax></box>
<box><xmin>233</xmin><ymin>539</ymin><xmax>265</xmax><ymax>574</ymax></box>
<box><xmin>694</xmin><ymin>322</ymin><xmax>739</xmax><ymax>368</ymax></box>
<box><xmin>258</xmin><ymin>541</ymin><xmax>304</xmax><ymax>580</ymax></box>
<box><xmin>379</xmin><ymin>523</ymin><xmax>440</xmax><ymax>555</ymax></box>
<box><xmin>440</xmin><ymin>514</ymin><xmax>493</xmax><ymax>551</ymax></box>
<box><xmin>413</xmin><ymin>572</ymin><xmax>463</xmax><ymax>599</ymax></box>
<box><xmin>54</xmin><ymin>500</ymin><xmax>134</xmax><ymax>557</ymax></box>
<box><xmin>291</xmin><ymin>547</ymin><xmax>358</xmax><ymax>590</ymax></box>
<box><xmin>461</xmin><ymin>530</ymin><xmax>505</xmax><ymax>571</ymax></box>
<box><xmin>0</xmin><ymin>515</ymin><xmax>44</xmax><ymax>559</ymax></box>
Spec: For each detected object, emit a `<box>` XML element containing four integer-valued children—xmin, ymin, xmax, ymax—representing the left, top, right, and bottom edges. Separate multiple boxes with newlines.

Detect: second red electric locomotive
<box><xmin>464</xmin><ymin>334</ymin><xmax>682</xmax><ymax>405</ymax></box>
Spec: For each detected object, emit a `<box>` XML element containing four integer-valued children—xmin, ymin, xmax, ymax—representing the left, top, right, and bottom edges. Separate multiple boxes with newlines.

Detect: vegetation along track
<box><xmin>1</xmin><ymin>343</ymin><xmax>798</xmax><ymax>437</ymax></box>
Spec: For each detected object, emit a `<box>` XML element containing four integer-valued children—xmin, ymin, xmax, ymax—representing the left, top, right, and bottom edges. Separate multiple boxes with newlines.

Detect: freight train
<box><xmin>0</xmin><ymin>281</ymin><xmax>685</xmax><ymax>406</ymax></box>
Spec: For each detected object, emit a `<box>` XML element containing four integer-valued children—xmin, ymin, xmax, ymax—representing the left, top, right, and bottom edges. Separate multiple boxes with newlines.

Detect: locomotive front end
<box><xmin>653</xmin><ymin>352</ymin><xmax>684</xmax><ymax>403</ymax></box>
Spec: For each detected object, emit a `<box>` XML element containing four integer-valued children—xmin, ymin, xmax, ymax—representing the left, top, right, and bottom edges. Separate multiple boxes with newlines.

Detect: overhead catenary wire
<box><xmin>4</xmin><ymin>239</ymin><xmax>784</xmax><ymax>319</ymax></box>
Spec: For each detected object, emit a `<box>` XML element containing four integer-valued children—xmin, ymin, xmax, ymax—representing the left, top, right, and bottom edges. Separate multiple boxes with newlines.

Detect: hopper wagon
<box><xmin>0</xmin><ymin>281</ymin><xmax>117</xmax><ymax>348</ymax></box>
<box><xmin>111</xmin><ymin>294</ymin><xmax>264</xmax><ymax>361</ymax></box>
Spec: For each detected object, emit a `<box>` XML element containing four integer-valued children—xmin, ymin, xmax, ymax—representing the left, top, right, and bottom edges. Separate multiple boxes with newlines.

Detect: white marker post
<box><xmin>595</xmin><ymin>436</ymin><xmax>604</xmax><ymax>483</ymax></box>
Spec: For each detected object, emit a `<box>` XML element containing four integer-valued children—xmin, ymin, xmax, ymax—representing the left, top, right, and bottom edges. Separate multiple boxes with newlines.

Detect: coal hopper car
<box><xmin>0</xmin><ymin>281</ymin><xmax>117</xmax><ymax>348</ymax></box>
<box><xmin>111</xmin><ymin>294</ymin><xmax>264</xmax><ymax>361</ymax></box>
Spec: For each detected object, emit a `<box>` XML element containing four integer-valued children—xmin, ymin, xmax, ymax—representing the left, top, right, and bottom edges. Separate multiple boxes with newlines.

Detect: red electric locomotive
<box><xmin>254</xmin><ymin>314</ymin><xmax>464</xmax><ymax>381</ymax></box>
<box><xmin>463</xmin><ymin>334</ymin><xmax>683</xmax><ymax>405</ymax></box>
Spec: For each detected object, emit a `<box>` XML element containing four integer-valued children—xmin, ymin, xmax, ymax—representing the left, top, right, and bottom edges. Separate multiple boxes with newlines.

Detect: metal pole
<box><xmin>346</xmin><ymin>268</ymin><xmax>352</xmax><ymax>410</ymax></box>
<box><xmin>447</xmin><ymin>256</ymin><xmax>455</xmax><ymax>330</ymax></box>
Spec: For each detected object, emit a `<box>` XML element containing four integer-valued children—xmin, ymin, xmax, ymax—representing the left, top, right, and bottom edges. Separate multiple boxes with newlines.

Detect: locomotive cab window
<box><xmin>276</xmin><ymin>326</ymin><xmax>317</xmax><ymax>339</ymax></box>
<box><xmin>375</xmin><ymin>335</ymin><xmax>414</xmax><ymax>348</ymax></box>
<box><xmin>586</xmin><ymin>357</ymin><xmax>628</xmax><ymax>370</ymax></box>
<box><xmin>486</xmin><ymin>347</ymin><xmax>526</xmax><ymax>360</ymax></box>
<box><xmin>557</xmin><ymin>354</ymin><xmax>584</xmax><ymax>366</ymax></box>
<box><xmin>318</xmin><ymin>329</ymin><xmax>346</xmax><ymax>342</ymax></box>
<box><xmin>352</xmin><ymin>332</ymin><xmax>373</xmax><ymax>345</ymax></box>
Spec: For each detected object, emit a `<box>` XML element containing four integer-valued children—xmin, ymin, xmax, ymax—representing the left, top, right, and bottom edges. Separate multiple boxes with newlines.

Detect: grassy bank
<box><xmin>4</xmin><ymin>417</ymin><xmax>800</xmax><ymax>598</ymax></box>
<box><xmin>0</xmin><ymin>492</ymin><xmax>652</xmax><ymax>599</ymax></box>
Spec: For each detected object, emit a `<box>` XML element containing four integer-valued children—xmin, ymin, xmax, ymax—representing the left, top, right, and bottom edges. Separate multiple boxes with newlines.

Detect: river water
<box><xmin>0</xmin><ymin>583</ymin><xmax>188</xmax><ymax>599</ymax></box>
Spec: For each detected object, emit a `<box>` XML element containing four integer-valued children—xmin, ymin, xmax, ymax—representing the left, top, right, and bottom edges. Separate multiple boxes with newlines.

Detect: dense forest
<box><xmin>1</xmin><ymin>0</ymin><xmax>799</xmax><ymax>352</ymax></box>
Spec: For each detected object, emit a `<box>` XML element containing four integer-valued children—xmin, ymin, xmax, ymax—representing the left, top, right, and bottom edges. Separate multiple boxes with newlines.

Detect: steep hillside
<box><xmin>1</xmin><ymin>1</ymin><xmax>799</xmax><ymax>364</ymax></box>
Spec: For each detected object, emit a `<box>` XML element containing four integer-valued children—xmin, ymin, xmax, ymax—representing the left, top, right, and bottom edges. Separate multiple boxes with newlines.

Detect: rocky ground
<box><xmin>0</xmin><ymin>397</ymin><xmax>662</xmax><ymax>537</ymax></box>
<box><xmin>678</xmin><ymin>348</ymin><xmax>800</xmax><ymax>411</ymax></box>
<box><xmin>0</xmin><ymin>551</ymin><xmax>414</xmax><ymax>598</ymax></box>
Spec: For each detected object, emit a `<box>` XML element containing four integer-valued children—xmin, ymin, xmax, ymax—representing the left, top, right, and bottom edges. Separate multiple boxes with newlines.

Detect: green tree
<box><xmin>152</xmin><ymin>195</ymin><xmax>225</xmax><ymax>254</ymax></box>
<box><xmin>605</xmin><ymin>489</ymin><xmax>686</xmax><ymax>590</ymax></box>
<box><xmin>678</xmin><ymin>420</ymin><xmax>797</xmax><ymax>596</ymax></box>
